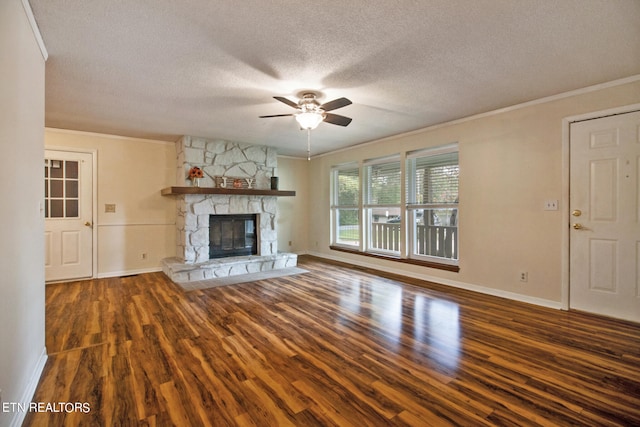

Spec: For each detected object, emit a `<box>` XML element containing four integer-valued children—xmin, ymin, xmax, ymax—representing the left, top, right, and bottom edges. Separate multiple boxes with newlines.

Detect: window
<box><xmin>329</xmin><ymin>143</ymin><xmax>459</xmax><ymax>272</ymax></box>
<box><xmin>331</xmin><ymin>165</ymin><xmax>360</xmax><ymax>247</ymax></box>
<box><xmin>44</xmin><ymin>158</ymin><xmax>79</xmax><ymax>218</ymax></box>
<box><xmin>407</xmin><ymin>145</ymin><xmax>459</xmax><ymax>264</ymax></box>
<box><xmin>364</xmin><ymin>156</ymin><xmax>401</xmax><ymax>254</ymax></box>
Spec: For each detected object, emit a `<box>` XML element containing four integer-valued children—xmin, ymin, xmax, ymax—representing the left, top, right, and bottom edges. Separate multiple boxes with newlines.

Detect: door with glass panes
<box><xmin>44</xmin><ymin>150</ymin><xmax>93</xmax><ymax>281</ymax></box>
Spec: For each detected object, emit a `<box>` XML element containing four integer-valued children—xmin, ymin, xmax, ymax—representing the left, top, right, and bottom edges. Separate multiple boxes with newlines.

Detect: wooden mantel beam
<box><xmin>161</xmin><ymin>187</ymin><xmax>295</xmax><ymax>196</ymax></box>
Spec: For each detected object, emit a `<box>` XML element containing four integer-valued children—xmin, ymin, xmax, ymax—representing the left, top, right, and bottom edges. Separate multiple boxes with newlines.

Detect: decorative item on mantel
<box><xmin>214</xmin><ymin>176</ymin><xmax>255</xmax><ymax>189</ymax></box>
<box><xmin>188</xmin><ymin>166</ymin><xmax>204</xmax><ymax>187</ymax></box>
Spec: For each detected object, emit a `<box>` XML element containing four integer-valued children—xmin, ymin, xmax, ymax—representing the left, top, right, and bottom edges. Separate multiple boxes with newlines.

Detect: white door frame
<box><xmin>45</xmin><ymin>146</ymin><xmax>98</xmax><ymax>280</ymax></box>
<box><xmin>561</xmin><ymin>102</ymin><xmax>640</xmax><ymax>310</ymax></box>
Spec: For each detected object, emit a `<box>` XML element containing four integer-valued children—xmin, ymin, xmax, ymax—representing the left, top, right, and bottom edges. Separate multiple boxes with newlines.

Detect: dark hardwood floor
<box><xmin>25</xmin><ymin>256</ymin><xmax>640</xmax><ymax>426</ymax></box>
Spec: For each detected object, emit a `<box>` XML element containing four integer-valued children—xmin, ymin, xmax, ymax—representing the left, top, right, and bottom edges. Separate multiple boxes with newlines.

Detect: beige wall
<box><xmin>42</xmin><ymin>131</ymin><xmax>313</xmax><ymax>277</ymax></box>
<box><xmin>276</xmin><ymin>156</ymin><xmax>310</xmax><ymax>253</ymax></box>
<box><xmin>45</xmin><ymin>130</ymin><xmax>177</xmax><ymax>277</ymax></box>
<box><xmin>0</xmin><ymin>1</ymin><xmax>47</xmax><ymax>425</ymax></box>
<box><xmin>308</xmin><ymin>80</ymin><xmax>640</xmax><ymax>307</ymax></box>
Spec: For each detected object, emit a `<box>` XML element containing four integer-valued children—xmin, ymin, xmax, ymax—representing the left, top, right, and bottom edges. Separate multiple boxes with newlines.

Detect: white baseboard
<box><xmin>306</xmin><ymin>251</ymin><xmax>563</xmax><ymax>310</ymax></box>
<box><xmin>8</xmin><ymin>347</ymin><xmax>48</xmax><ymax>427</ymax></box>
<box><xmin>96</xmin><ymin>267</ymin><xmax>162</xmax><ymax>279</ymax></box>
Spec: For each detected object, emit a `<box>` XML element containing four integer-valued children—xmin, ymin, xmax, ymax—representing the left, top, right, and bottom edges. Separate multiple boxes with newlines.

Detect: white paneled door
<box><xmin>569</xmin><ymin>111</ymin><xmax>640</xmax><ymax>322</ymax></box>
<box><xmin>44</xmin><ymin>150</ymin><xmax>93</xmax><ymax>281</ymax></box>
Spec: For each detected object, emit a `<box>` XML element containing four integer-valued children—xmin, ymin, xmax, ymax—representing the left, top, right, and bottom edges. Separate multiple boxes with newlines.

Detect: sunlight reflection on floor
<box><xmin>338</xmin><ymin>278</ymin><xmax>461</xmax><ymax>370</ymax></box>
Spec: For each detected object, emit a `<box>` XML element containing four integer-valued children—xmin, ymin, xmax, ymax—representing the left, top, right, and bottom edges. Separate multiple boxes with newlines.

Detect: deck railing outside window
<box><xmin>370</xmin><ymin>223</ymin><xmax>458</xmax><ymax>259</ymax></box>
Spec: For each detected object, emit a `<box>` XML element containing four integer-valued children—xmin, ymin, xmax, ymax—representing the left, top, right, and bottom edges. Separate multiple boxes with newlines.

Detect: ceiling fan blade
<box><xmin>259</xmin><ymin>114</ymin><xmax>294</xmax><ymax>118</ymax></box>
<box><xmin>321</xmin><ymin>97</ymin><xmax>352</xmax><ymax>112</ymax></box>
<box><xmin>324</xmin><ymin>113</ymin><xmax>352</xmax><ymax>127</ymax></box>
<box><xmin>273</xmin><ymin>96</ymin><xmax>299</xmax><ymax>109</ymax></box>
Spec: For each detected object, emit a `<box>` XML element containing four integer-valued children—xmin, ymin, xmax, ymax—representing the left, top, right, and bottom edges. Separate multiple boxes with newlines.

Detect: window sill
<box><xmin>329</xmin><ymin>245</ymin><xmax>460</xmax><ymax>273</ymax></box>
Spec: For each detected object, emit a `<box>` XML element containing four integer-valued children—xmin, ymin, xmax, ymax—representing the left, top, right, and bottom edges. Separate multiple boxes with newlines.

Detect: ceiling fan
<box><xmin>259</xmin><ymin>93</ymin><xmax>353</xmax><ymax>130</ymax></box>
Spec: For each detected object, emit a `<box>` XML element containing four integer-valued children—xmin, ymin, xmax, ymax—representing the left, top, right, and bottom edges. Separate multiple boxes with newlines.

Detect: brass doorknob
<box><xmin>571</xmin><ymin>209</ymin><xmax>582</xmax><ymax>217</ymax></box>
<box><xmin>572</xmin><ymin>223</ymin><xmax>583</xmax><ymax>230</ymax></box>
<box><xmin>84</xmin><ymin>221</ymin><xmax>92</xmax><ymax>227</ymax></box>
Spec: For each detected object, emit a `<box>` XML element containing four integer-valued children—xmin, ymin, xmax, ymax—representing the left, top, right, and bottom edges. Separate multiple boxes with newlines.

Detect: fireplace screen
<box><xmin>209</xmin><ymin>214</ymin><xmax>257</xmax><ymax>259</ymax></box>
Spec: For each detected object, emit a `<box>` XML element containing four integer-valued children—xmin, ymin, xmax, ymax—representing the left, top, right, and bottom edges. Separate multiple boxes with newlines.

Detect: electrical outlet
<box><xmin>544</xmin><ymin>200</ymin><xmax>559</xmax><ymax>211</ymax></box>
<box><xmin>141</xmin><ymin>253</ymin><xmax>147</xmax><ymax>260</ymax></box>
<box><xmin>520</xmin><ymin>271</ymin><xmax>528</xmax><ymax>282</ymax></box>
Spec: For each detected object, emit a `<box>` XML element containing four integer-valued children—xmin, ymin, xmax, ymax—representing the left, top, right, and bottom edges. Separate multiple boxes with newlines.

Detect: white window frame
<box><xmin>363</xmin><ymin>155</ymin><xmax>402</xmax><ymax>256</ymax></box>
<box><xmin>406</xmin><ymin>143</ymin><xmax>459</xmax><ymax>266</ymax></box>
<box><xmin>330</xmin><ymin>163</ymin><xmax>362</xmax><ymax>249</ymax></box>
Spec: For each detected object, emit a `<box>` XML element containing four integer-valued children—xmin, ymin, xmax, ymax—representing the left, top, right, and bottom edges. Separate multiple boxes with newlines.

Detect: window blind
<box><xmin>336</xmin><ymin>167</ymin><xmax>359</xmax><ymax>206</ymax></box>
<box><xmin>408</xmin><ymin>151</ymin><xmax>458</xmax><ymax>204</ymax></box>
<box><xmin>366</xmin><ymin>160</ymin><xmax>401</xmax><ymax>206</ymax></box>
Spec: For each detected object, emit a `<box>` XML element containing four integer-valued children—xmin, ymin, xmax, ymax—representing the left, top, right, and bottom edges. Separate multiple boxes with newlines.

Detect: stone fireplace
<box><xmin>161</xmin><ymin>137</ymin><xmax>297</xmax><ymax>283</ymax></box>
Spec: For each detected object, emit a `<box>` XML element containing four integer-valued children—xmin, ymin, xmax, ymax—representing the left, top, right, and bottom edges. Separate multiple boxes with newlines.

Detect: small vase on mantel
<box><xmin>187</xmin><ymin>166</ymin><xmax>204</xmax><ymax>187</ymax></box>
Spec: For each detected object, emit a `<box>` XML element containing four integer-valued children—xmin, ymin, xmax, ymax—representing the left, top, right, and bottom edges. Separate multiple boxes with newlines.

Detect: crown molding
<box><xmin>21</xmin><ymin>0</ymin><xmax>48</xmax><ymax>61</ymax></box>
<box><xmin>316</xmin><ymin>74</ymin><xmax>640</xmax><ymax>160</ymax></box>
<box><xmin>45</xmin><ymin>127</ymin><xmax>176</xmax><ymax>145</ymax></box>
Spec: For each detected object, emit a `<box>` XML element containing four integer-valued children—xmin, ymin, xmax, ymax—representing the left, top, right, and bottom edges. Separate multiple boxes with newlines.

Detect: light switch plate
<box><xmin>105</xmin><ymin>204</ymin><xmax>116</xmax><ymax>213</ymax></box>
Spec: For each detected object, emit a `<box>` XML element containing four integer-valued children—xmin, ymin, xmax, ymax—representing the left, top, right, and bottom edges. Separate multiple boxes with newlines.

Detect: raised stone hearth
<box><xmin>161</xmin><ymin>136</ymin><xmax>297</xmax><ymax>283</ymax></box>
<box><xmin>162</xmin><ymin>253</ymin><xmax>298</xmax><ymax>283</ymax></box>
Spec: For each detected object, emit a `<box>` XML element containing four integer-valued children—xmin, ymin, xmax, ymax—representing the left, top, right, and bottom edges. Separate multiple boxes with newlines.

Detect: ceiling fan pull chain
<box><xmin>307</xmin><ymin>129</ymin><xmax>311</xmax><ymax>161</ymax></box>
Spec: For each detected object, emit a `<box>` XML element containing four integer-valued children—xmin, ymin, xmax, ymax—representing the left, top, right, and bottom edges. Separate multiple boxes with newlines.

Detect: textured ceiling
<box><xmin>29</xmin><ymin>0</ymin><xmax>640</xmax><ymax>158</ymax></box>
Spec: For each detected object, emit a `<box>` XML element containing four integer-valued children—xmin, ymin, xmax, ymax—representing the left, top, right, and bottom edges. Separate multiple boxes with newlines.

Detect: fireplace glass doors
<box><xmin>209</xmin><ymin>214</ymin><xmax>258</xmax><ymax>259</ymax></box>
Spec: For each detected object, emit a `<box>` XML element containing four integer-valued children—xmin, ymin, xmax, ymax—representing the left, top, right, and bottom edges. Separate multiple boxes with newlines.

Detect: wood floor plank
<box><xmin>158</xmin><ymin>381</ymin><xmax>202</xmax><ymax>427</ymax></box>
<box><xmin>24</xmin><ymin>255</ymin><xmax>640</xmax><ymax>426</ymax></box>
<box><xmin>372</xmin><ymin>379</ymin><xmax>492</xmax><ymax>426</ymax></box>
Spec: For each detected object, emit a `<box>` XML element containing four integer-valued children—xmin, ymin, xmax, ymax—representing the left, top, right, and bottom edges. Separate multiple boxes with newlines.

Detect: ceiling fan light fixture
<box><xmin>260</xmin><ymin>93</ymin><xmax>351</xmax><ymax>158</ymax></box>
<box><xmin>295</xmin><ymin>111</ymin><xmax>324</xmax><ymax>130</ymax></box>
